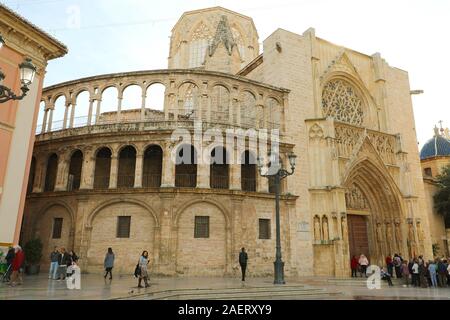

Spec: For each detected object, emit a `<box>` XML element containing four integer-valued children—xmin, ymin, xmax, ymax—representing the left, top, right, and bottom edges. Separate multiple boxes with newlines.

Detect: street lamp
<box><xmin>257</xmin><ymin>152</ymin><xmax>297</xmax><ymax>284</ymax></box>
<box><xmin>0</xmin><ymin>33</ymin><xmax>37</xmax><ymax>103</ymax></box>
<box><xmin>0</xmin><ymin>58</ymin><xmax>36</xmax><ymax>103</ymax></box>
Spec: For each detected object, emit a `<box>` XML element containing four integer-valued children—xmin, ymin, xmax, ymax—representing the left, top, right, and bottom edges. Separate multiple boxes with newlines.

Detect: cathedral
<box><xmin>21</xmin><ymin>7</ymin><xmax>443</xmax><ymax>277</ymax></box>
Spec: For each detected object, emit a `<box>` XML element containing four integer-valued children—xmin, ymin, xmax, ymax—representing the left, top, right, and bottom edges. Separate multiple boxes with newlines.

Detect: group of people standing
<box><xmin>48</xmin><ymin>246</ymin><xmax>78</xmax><ymax>281</ymax></box>
<box><xmin>350</xmin><ymin>252</ymin><xmax>450</xmax><ymax>288</ymax></box>
<box><xmin>3</xmin><ymin>245</ymin><xmax>25</xmax><ymax>287</ymax></box>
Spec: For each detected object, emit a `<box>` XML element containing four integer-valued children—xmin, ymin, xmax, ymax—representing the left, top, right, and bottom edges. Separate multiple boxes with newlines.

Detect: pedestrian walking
<box><xmin>9</xmin><ymin>245</ymin><xmax>25</xmax><ymax>287</ymax></box>
<box><xmin>411</xmin><ymin>259</ymin><xmax>419</xmax><ymax>287</ymax></box>
<box><xmin>239</xmin><ymin>248</ymin><xmax>248</xmax><ymax>281</ymax></box>
<box><xmin>359</xmin><ymin>254</ymin><xmax>369</xmax><ymax>277</ymax></box>
<box><xmin>393</xmin><ymin>254</ymin><xmax>402</xmax><ymax>278</ymax></box>
<box><xmin>401</xmin><ymin>260</ymin><xmax>410</xmax><ymax>287</ymax></box>
<box><xmin>49</xmin><ymin>247</ymin><xmax>60</xmax><ymax>280</ymax></box>
<box><xmin>137</xmin><ymin>251</ymin><xmax>150</xmax><ymax>288</ymax></box>
<box><xmin>428</xmin><ymin>260</ymin><xmax>437</xmax><ymax>287</ymax></box>
<box><xmin>350</xmin><ymin>255</ymin><xmax>358</xmax><ymax>278</ymax></box>
<box><xmin>386</xmin><ymin>255</ymin><xmax>393</xmax><ymax>277</ymax></box>
<box><xmin>104</xmin><ymin>248</ymin><xmax>115</xmax><ymax>280</ymax></box>
<box><xmin>3</xmin><ymin>246</ymin><xmax>15</xmax><ymax>282</ymax></box>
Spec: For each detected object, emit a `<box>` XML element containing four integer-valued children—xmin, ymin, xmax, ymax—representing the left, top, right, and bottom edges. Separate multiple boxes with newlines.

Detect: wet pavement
<box><xmin>0</xmin><ymin>274</ymin><xmax>449</xmax><ymax>300</ymax></box>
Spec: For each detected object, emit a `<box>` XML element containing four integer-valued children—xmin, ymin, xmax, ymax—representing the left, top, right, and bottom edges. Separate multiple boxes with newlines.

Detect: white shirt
<box><xmin>412</xmin><ymin>263</ymin><xmax>419</xmax><ymax>274</ymax></box>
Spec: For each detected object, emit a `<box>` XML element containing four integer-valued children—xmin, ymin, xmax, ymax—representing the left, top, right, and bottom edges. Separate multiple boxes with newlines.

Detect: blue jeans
<box><xmin>430</xmin><ymin>273</ymin><xmax>437</xmax><ymax>287</ymax></box>
<box><xmin>49</xmin><ymin>261</ymin><xmax>59</xmax><ymax>279</ymax></box>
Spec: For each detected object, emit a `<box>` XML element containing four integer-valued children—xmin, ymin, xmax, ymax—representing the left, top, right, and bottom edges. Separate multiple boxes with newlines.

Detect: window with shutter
<box><xmin>194</xmin><ymin>216</ymin><xmax>209</xmax><ymax>238</ymax></box>
<box><xmin>52</xmin><ymin>218</ymin><xmax>63</xmax><ymax>239</ymax></box>
<box><xmin>259</xmin><ymin>219</ymin><xmax>271</xmax><ymax>239</ymax></box>
<box><xmin>117</xmin><ymin>216</ymin><xmax>131</xmax><ymax>238</ymax></box>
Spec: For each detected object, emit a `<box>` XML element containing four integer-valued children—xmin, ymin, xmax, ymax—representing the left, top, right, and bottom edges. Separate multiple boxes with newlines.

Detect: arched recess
<box><xmin>99</xmin><ymin>86</ymin><xmax>119</xmax><ymax>124</ymax></box>
<box><xmin>210</xmin><ymin>146</ymin><xmax>229</xmax><ymax>189</ymax></box>
<box><xmin>188</xmin><ymin>21</ymin><xmax>213</xmax><ymax>68</ymax></box>
<box><xmin>343</xmin><ymin>157</ymin><xmax>406</xmax><ymax>266</ymax></box>
<box><xmin>175</xmin><ymin>144</ymin><xmax>197</xmax><ymax>188</ymax></box>
<box><xmin>143</xmin><ymin>145</ymin><xmax>163</xmax><ymax>188</ymax></box>
<box><xmin>33</xmin><ymin>202</ymin><xmax>74</xmax><ymax>267</ymax></box>
<box><xmin>44</xmin><ymin>153</ymin><xmax>58</xmax><ymax>192</ymax></box>
<box><xmin>174</xmin><ymin>199</ymin><xmax>230</xmax><ymax>276</ymax></box>
<box><xmin>85</xmin><ymin>199</ymin><xmax>159</xmax><ymax>274</ymax></box>
<box><xmin>241</xmin><ymin>91</ymin><xmax>256</xmax><ymax>128</ymax></box>
<box><xmin>241</xmin><ymin>150</ymin><xmax>256</xmax><ymax>192</ymax></box>
<box><xmin>121</xmin><ymin>84</ymin><xmax>142</xmax><ymax>116</ymax></box>
<box><xmin>93</xmin><ymin>147</ymin><xmax>112</xmax><ymax>189</ymax></box>
<box><xmin>211</xmin><ymin>85</ymin><xmax>230</xmax><ymax>123</ymax></box>
<box><xmin>52</xmin><ymin>95</ymin><xmax>66</xmax><ymax>131</ymax></box>
<box><xmin>27</xmin><ymin>157</ymin><xmax>36</xmax><ymax>194</ymax></box>
<box><xmin>68</xmin><ymin>150</ymin><xmax>83</xmax><ymax>191</ymax></box>
<box><xmin>178</xmin><ymin>82</ymin><xmax>199</xmax><ymax>119</ymax></box>
<box><xmin>117</xmin><ymin>145</ymin><xmax>136</xmax><ymax>188</ymax></box>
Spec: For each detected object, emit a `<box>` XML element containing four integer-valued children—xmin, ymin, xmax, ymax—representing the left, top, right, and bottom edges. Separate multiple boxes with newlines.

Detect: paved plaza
<box><xmin>1</xmin><ymin>274</ymin><xmax>449</xmax><ymax>300</ymax></box>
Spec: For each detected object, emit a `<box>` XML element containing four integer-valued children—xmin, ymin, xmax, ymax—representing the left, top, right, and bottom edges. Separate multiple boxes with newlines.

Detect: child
<box><xmin>66</xmin><ymin>260</ymin><xmax>81</xmax><ymax>290</ymax></box>
<box><xmin>381</xmin><ymin>267</ymin><xmax>393</xmax><ymax>286</ymax></box>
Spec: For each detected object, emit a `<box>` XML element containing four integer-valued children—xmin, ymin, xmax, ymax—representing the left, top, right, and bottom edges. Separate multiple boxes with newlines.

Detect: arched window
<box><xmin>241</xmin><ymin>91</ymin><xmax>256</xmax><ymax>128</ymax></box>
<box><xmin>189</xmin><ymin>23</ymin><xmax>211</xmax><ymax>68</ymax></box>
<box><xmin>44</xmin><ymin>153</ymin><xmax>58</xmax><ymax>192</ymax></box>
<box><xmin>175</xmin><ymin>144</ymin><xmax>197</xmax><ymax>188</ymax></box>
<box><xmin>143</xmin><ymin>145</ymin><xmax>163</xmax><ymax>188</ymax></box>
<box><xmin>210</xmin><ymin>146</ymin><xmax>229</xmax><ymax>189</ymax></box>
<box><xmin>211</xmin><ymin>85</ymin><xmax>230</xmax><ymax>123</ymax></box>
<box><xmin>267</xmin><ymin>98</ymin><xmax>281</xmax><ymax>130</ymax></box>
<box><xmin>145</xmin><ymin>83</ymin><xmax>166</xmax><ymax>111</ymax></box>
<box><xmin>74</xmin><ymin>91</ymin><xmax>89</xmax><ymax>128</ymax></box>
<box><xmin>241</xmin><ymin>150</ymin><xmax>256</xmax><ymax>192</ymax></box>
<box><xmin>93</xmin><ymin>148</ymin><xmax>111</xmax><ymax>189</ymax></box>
<box><xmin>98</xmin><ymin>86</ymin><xmax>119</xmax><ymax>124</ymax></box>
<box><xmin>178</xmin><ymin>83</ymin><xmax>198</xmax><ymax>118</ymax></box>
<box><xmin>68</xmin><ymin>150</ymin><xmax>83</xmax><ymax>191</ymax></box>
<box><xmin>117</xmin><ymin>146</ymin><xmax>136</xmax><ymax>188</ymax></box>
<box><xmin>52</xmin><ymin>95</ymin><xmax>66</xmax><ymax>131</ymax></box>
<box><xmin>27</xmin><ymin>157</ymin><xmax>36</xmax><ymax>194</ymax></box>
<box><xmin>322</xmin><ymin>79</ymin><xmax>364</xmax><ymax>126</ymax></box>
<box><xmin>122</xmin><ymin>85</ymin><xmax>142</xmax><ymax>120</ymax></box>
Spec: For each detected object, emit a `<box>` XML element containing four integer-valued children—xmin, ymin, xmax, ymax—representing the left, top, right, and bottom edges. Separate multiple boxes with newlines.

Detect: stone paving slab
<box><xmin>0</xmin><ymin>274</ymin><xmax>449</xmax><ymax>300</ymax></box>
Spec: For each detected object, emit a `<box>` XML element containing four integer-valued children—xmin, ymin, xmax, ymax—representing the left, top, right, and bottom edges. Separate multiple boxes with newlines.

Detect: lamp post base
<box><xmin>273</xmin><ymin>260</ymin><xmax>285</xmax><ymax>285</ymax></box>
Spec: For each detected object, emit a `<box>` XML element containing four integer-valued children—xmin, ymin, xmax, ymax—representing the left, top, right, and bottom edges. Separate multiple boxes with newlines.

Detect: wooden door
<box><xmin>347</xmin><ymin>214</ymin><xmax>370</xmax><ymax>260</ymax></box>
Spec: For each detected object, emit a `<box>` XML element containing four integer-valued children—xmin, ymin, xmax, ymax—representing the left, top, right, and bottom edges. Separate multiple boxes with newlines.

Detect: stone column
<box><xmin>229</xmin><ymin>164</ymin><xmax>241</xmax><ymax>190</ymax></box>
<box><xmin>63</xmin><ymin>103</ymin><xmax>69</xmax><ymax>129</ymax></box>
<box><xmin>79</xmin><ymin>147</ymin><xmax>95</xmax><ymax>190</ymax></box>
<box><xmin>32</xmin><ymin>156</ymin><xmax>46</xmax><ymax>193</ymax></box>
<box><xmin>134</xmin><ymin>151</ymin><xmax>144</xmax><ymax>188</ymax></box>
<box><xmin>257</xmin><ymin>172</ymin><xmax>269</xmax><ymax>193</ymax></box>
<box><xmin>141</xmin><ymin>90</ymin><xmax>147</xmax><ymax>121</ymax></box>
<box><xmin>161</xmin><ymin>143</ymin><xmax>175</xmax><ymax>187</ymax></box>
<box><xmin>109</xmin><ymin>154</ymin><xmax>119</xmax><ymax>189</ymax></box>
<box><xmin>54</xmin><ymin>150</ymin><xmax>69</xmax><ymax>191</ymax></box>
<box><xmin>41</xmin><ymin>107</ymin><xmax>49</xmax><ymax>133</ymax></box>
<box><xmin>73</xmin><ymin>195</ymin><xmax>90</xmax><ymax>271</ymax></box>
<box><xmin>158</xmin><ymin>193</ymin><xmax>175</xmax><ymax>275</ymax></box>
<box><xmin>87</xmin><ymin>99</ymin><xmax>94</xmax><ymax>126</ymax></box>
<box><xmin>47</xmin><ymin>108</ymin><xmax>53</xmax><ymax>132</ymax></box>
<box><xmin>117</xmin><ymin>94</ymin><xmax>123</xmax><ymax>122</ymax></box>
<box><xmin>69</xmin><ymin>103</ymin><xmax>76</xmax><ymax>128</ymax></box>
<box><xmin>95</xmin><ymin>100</ymin><xmax>102</xmax><ymax>124</ymax></box>
<box><xmin>197</xmin><ymin>163</ymin><xmax>210</xmax><ymax>189</ymax></box>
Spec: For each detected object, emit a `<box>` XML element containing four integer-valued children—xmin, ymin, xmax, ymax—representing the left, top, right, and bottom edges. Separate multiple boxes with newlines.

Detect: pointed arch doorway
<box><xmin>344</xmin><ymin>157</ymin><xmax>406</xmax><ymax>266</ymax></box>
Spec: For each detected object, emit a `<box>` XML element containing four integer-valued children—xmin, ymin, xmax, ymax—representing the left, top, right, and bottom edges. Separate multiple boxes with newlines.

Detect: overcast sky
<box><xmin>3</xmin><ymin>0</ymin><xmax>449</xmax><ymax>147</ymax></box>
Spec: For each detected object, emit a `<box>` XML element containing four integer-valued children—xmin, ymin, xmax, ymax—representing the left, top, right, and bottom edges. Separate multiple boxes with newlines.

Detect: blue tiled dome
<box><xmin>420</xmin><ymin>135</ymin><xmax>450</xmax><ymax>160</ymax></box>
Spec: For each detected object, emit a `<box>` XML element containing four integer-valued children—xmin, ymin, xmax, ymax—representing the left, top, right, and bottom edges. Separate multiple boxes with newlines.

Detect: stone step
<box><xmin>327</xmin><ymin>278</ymin><xmax>403</xmax><ymax>287</ymax></box>
<box><xmin>121</xmin><ymin>285</ymin><xmax>339</xmax><ymax>300</ymax></box>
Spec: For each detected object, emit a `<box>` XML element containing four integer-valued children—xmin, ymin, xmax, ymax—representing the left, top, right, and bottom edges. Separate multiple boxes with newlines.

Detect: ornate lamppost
<box><xmin>0</xmin><ymin>34</ymin><xmax>37</xmax><ymax>103</ymax></box>
<box><xmin>257</xmin><ymin>152</ymin><xmax>297</xmax><ymax>284</ymax></box>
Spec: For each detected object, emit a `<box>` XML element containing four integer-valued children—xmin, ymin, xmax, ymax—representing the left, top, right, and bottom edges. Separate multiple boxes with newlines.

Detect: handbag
<box><xmin>134</xmin><ymin>261</ymin><xmax>141</xmax><ymax>278</ymax></box>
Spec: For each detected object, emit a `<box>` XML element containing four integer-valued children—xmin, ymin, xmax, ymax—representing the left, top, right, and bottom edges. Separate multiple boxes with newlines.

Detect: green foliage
<box><xmin>23</xmin><ymin>238</ymin><xmax>43</xmax><ymax>265</ymax></box>
<box><xmin>433</xmin><ymin>165</ymin><xmax>450</xmax><ymax>226</ymax></box>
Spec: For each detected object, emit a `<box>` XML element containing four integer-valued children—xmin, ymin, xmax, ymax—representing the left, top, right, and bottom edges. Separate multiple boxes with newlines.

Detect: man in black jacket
<box><xmin>3</xmin><ymin>247</ymin><xmax>15</xmax><ymax>282</ymax></box>
<box><xmin>239</xmin><ymin>248</ymin><xmax>248</xmax><ymax>282</ymax></box>
<box><xmin>57</xmin><ymin>248</ymin><xmax>70</xmax><ymax>280</ymax></box>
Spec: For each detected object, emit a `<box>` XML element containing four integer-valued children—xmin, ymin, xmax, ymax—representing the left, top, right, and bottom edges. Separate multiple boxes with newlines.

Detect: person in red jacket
<box><xmin>351</xmin><ymin>255</ymin><xmax>359</xmax><ymax>277</ymax></box>
<box><xmin>9</xmin><ymin>245</ymin><xmax>25</xmax><ymax>287</ymax></box>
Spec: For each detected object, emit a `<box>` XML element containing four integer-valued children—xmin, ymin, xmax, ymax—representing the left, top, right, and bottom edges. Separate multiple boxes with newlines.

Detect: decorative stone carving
<box><xmin>209</xmin><ymin>15</ymin><xmax>236</xmax><ymax>56</ymax></box>
<box><xmin>309</xmin><ymin>123</ymin><xmax>324</xmax><ymax>140</ymax></box>
<box><xmin>376</xmin><ymin>222</ymin><xmax>383</xmax><ymax>242</ymax></box>
<box><xmin>345</xmin><ymin>183</ymin><xmax>369</xmax><ymax>210</ymax></box>
<box><xmin>322</xmin><ymin>215</ymin><xmax>329</xmax><ymax>241</ymax></box>
<box><xmin>322</xmin><ymin>79</ymin><xmax>364</xmax><ymax>126</ymax></box>
<box><xmin>314</xmin><ymin>215</ymin><xmax>321</xmax><ymax>241</ymax></box>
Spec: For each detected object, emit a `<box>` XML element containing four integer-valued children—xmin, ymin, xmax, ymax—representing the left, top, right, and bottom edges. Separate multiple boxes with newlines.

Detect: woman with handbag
<box><xmin>137</xmin><ymin>251</ymin><xmax>150</xmax><ymax>288</ymax></box>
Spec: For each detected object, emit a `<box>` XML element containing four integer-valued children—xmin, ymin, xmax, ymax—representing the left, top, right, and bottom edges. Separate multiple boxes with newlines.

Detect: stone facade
<box><xmin>22</xmin><ymin>6</ymin><xmax>434</xmax><ymax>277</ymax></box>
